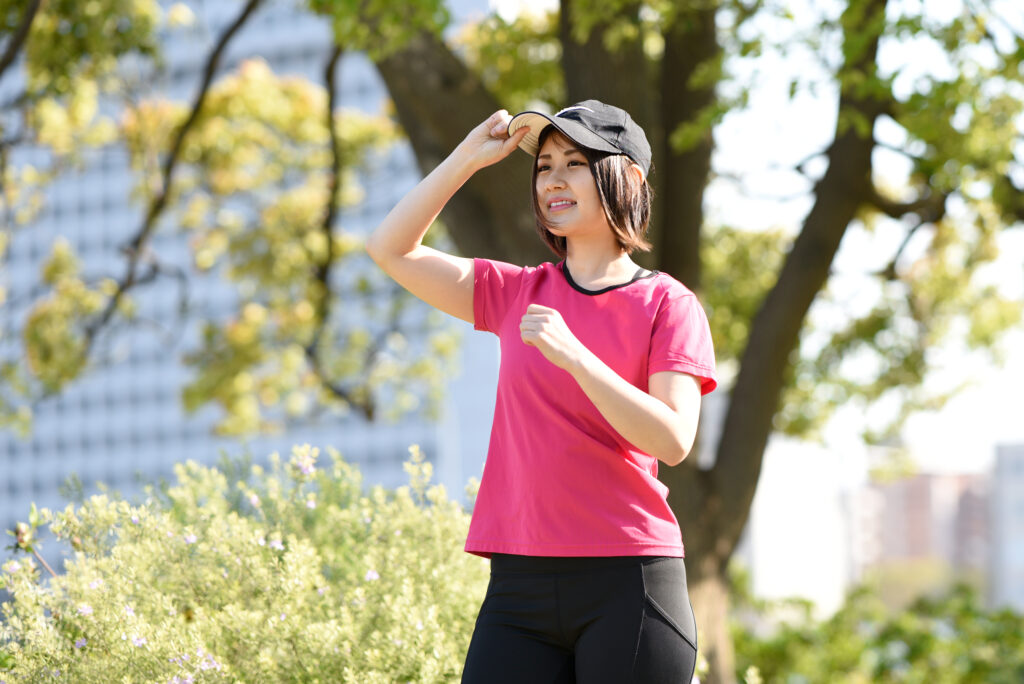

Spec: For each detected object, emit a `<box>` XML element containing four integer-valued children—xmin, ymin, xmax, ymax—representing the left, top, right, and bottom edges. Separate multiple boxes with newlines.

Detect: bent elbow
<box><xmin>659</xmin><ymin>428</ymin><xmax>696</xmax><ymax>467</ymax></box>
<box><xmin>364</xmin><ymin>233</ymin><xmax>383</xmax><ymax>263</ymax></box>
<box><xmin>660</xmin><ymin>447</ymin><xmax>689</xmax><ymax>467</ymax></box>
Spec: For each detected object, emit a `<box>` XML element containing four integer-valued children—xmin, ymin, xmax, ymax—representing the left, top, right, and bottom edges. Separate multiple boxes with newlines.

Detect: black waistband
<box><xmin>490</xmin><ymin>553</ymin><xmax>679</xmax><ymax>575</ymax></box>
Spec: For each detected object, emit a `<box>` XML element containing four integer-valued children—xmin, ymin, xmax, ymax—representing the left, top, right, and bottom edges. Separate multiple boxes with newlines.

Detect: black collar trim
<box><xmin>559</xmin><ymin>260</ymin><xmax>659</xmax><ymax>295</ymax></box>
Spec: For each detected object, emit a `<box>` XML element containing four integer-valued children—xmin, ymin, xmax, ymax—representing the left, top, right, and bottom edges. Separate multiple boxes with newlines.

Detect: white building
<box><xmin>990</xmin><ymin>443</ymin><xmax>1024</xmax><ymax>610</ymax></box>
<box><xmin>734</xmin><ymin>436</ymin><xmax>863</xmax><ymax>617</ymax></box>
<box><xmin>1</xmin><ymin>1</ymin><xmax>496</xmax><ymax>551</ymax></box>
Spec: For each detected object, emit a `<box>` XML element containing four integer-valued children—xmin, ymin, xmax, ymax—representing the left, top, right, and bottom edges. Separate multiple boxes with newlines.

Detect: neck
<box><xmin>564</xmin><ymin>239</ymin><xmax>635</xmax><ymax>284</ymax></box>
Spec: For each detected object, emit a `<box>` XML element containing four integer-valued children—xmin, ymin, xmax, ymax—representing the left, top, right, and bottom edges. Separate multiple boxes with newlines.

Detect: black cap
<box><xmin>507</xmin><ymin>100</ymin><xmax>652</xmax><ymax>176</ymax></box>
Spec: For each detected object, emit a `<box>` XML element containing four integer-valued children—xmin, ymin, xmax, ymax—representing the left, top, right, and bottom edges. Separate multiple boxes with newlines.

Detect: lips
<box><xmin>547</xmin><ymin>198</ymin><xmax>576</xmax><ymax>212</ymax></box>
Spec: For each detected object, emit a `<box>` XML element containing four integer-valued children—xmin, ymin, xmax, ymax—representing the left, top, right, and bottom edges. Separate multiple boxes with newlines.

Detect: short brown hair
<box><xmin>531</xmin><ymin>127</ymin><xmax>653</xmax><ymax>258</ymax></box>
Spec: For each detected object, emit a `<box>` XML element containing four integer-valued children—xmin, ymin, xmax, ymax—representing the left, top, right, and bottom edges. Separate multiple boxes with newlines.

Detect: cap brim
<box><xmin>508</xmin><ymin>110</ymin><xmax>621</xmax><ymax>159</ymax></box>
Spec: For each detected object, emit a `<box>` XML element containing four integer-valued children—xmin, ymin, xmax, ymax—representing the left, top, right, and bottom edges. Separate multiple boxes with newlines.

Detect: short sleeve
<box><xmin>473</xmin><ymin>258</ymin><xmax>527</xmax><ymax>334</ymax></box>
<box><xmin>648</xmin><ymin>293</ymin><xmax>718</xmax><ymax>395</ymax></box>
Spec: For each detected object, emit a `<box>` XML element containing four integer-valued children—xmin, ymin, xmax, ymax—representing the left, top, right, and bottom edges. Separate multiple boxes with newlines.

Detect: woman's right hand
<box><xmin>457</xmin><ymin>110</ymin><xmax>531</xmax><ymax>171</ymax></box>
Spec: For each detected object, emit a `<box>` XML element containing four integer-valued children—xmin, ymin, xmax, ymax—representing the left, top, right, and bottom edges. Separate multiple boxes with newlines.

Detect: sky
<box><xmin>488</xmin><ymin>0</ymin><xmax>1024</xmax><ymax>474</ymax></box>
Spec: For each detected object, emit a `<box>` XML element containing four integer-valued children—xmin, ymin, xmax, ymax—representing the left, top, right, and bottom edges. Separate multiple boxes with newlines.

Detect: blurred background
<box><xmin>1</xmin><ymin>0</ymin><xmax>1022</xmax><ymax>681</ymax></box>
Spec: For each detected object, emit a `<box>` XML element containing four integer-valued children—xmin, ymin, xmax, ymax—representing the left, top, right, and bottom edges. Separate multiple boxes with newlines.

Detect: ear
<box><xmin>628</xmin><ymin>161</ymin><xmax>646</xmax><ymax>185</ymax></box>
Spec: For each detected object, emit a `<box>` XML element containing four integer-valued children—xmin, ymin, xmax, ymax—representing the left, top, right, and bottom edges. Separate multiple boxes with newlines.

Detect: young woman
<box><xmin>366</xmin><ymin>100</ymin><xmax>717</xmax><ymax>684</ymax></box>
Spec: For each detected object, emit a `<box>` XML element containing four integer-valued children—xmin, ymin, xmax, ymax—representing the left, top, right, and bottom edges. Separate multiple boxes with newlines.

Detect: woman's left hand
<box><xmin>519</xmin><ymin>304</ymin><xmax>588</xmax><ymax>371</ymax></box>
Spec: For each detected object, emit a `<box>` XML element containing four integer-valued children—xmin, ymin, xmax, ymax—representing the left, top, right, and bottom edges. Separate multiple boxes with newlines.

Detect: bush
<box><xmin>733</xmin><ymin>578</ymin><xmax>1024</xmax><ymax>683</ymax></box>
<box><xmin>0</xmin><ymin>445</ymin><xmax>488</xmax><ymax>683</ymax></box>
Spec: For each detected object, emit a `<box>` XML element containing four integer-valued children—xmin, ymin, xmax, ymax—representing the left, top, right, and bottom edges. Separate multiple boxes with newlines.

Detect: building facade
<box><xmin>990</xmin><ymin>443</ymin><xmax>1024</xmax><ymax>610</ymax></box>
<box><xmin>1</xmin><ymin>1</ymin><xmax>496</xmax><ymax>557</ymax></box>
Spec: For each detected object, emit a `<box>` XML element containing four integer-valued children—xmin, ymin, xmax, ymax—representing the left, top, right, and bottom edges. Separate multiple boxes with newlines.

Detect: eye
<box><xmin>568</xmin><ymin>160</ymin><xmax>585</xmax><ymax>167</ymax></box>
<box><xmin>536</xmin><ymin>164</ymin><xmax>550</xmax><ymax>172</ymax></box>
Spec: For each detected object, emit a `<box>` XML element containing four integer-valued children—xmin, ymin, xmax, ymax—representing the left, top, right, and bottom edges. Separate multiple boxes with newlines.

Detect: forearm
<box><xmin>365</xmin><ymin>146</ymin><xmax>478</xmax><ymax>261</ymax></box>
<box><xmin>568</xmin><ymin>351</ymin><xmax>696</xmax><ymax>466</ymax></box>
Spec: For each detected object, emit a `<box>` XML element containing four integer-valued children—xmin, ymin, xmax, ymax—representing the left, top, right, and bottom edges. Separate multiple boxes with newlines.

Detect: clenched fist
<box><xmin>519</xmin><ymin>304</ymin><xmax>588</xmax><ymax>371</ymax></box>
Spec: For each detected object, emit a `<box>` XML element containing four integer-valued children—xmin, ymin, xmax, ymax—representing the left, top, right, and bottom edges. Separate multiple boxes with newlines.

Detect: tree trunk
<box><xmin>688</xmin><ymin>553</ymin><xmax>733</xmax><ymax>684</ymax></box>
<box><xmin>654</xmin><ymin>5</ymin><xmax>719</xmax><ymax>287</ymax></box>
<box><xmin>697</xmin><ymin>1</ymin><xmax>890</xmax><ymax>681</ymax></box>
<box><xmin>375</xmin><ymin>31</ymin><xmax>549</xmax><ymax>266</ymax></box>
<box><xmin>558</xmin><ymin>0</ymin><xmax>654</xmax><ymax>133</ymax></box>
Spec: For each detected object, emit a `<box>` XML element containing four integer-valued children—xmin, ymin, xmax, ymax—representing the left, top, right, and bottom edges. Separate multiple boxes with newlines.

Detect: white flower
<box><xmin>166</xmin><ymin>3</ymin><xmax>196</xmax><ymax>29</ymax></box>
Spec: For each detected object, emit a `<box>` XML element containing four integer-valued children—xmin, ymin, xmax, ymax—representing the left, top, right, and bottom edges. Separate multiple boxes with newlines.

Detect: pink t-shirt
<box><xmin>466</xmin><ymin>258</ymin><xmax>717</xmax><ymax>558</ymax></box>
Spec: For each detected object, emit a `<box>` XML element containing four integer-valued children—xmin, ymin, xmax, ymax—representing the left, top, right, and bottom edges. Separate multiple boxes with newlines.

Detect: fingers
<box><xmin>485</xmin><ymin>109</ymin><xmax>511</xmax><ymax>137</ymax></box>
<box><xmin>505</xmin><ymin>125</ymin><xmax>530</xmax><ymax>146</ymax></box>
<box><xmin>519</xmin><ymin>323</ymin><xmax>542</xmax><ymax>348</ymax></box>
<box><xmin>520</xmin><ymin>304</ymin><xmax>559</xmax><ymax>341</ymax></box>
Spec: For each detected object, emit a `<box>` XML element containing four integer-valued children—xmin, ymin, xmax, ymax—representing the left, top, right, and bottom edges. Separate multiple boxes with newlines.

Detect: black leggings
<box><xmin>462</xmin><ymin>554</ymin><xmax>698</xmax><ymax>684</ymax></box>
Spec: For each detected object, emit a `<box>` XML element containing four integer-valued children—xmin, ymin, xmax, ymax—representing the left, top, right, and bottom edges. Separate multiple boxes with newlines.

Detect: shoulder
<box><xmin>646</xmin><ymin>272</ymin><xmax>698</xmax><ymax>306</ymax></box>
<box><xmin>475</xmin><ymin>258</ymin><xmax>556</xmax><ymax>278</ymax></box>
<box><xmin>473</xmin><ymin>259</ymin><xmax>560</xmax><ymax>300</ymax></box>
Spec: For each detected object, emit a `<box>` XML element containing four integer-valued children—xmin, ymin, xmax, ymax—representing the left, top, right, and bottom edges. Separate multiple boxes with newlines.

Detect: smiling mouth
<box><xmin>548</xmin><ymin>200</ymin><xmax>576</xmax><ymax>211</ymax></box>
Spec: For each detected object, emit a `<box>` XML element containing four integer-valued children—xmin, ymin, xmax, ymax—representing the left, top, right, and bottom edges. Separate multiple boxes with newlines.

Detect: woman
<box><xmin>366</xmin><ymin>100</ymin><xmax>717</xmax><ymax>683</ymax></box>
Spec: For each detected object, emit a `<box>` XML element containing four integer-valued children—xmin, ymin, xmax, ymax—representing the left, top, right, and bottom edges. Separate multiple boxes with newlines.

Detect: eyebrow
<box><xmin>536</xmin><ymin>148</ymin><xmax>583</xmax><ymax>161</ymax></box>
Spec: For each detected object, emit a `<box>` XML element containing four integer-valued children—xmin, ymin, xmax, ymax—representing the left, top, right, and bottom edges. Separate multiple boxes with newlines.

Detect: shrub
<box><xmin>732</xmin><ymin>577</ymin><xmax>1024</xmax><ymax>683</ymax></box>
<box><xmin>0</xmin><ymin>445</ymin><xmax>488</xmax><ymax>683</ymax></box>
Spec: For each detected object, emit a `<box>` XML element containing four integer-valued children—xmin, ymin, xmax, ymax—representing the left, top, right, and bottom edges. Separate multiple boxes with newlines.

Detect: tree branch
<box><xmin>301</xmin><ymin>43</ymin><xmax>375</xmax><ymax>418</ymax></box>
<box><xmin>874</xmin><ymin>139</ymin><xmax>925</xmax><ymax>164</ymax></box>
<box><xmin>867</xmin><ymin>184</ymin><xmax>947</xmax><ymax>221</ymax></box>
<box><xmin>80</xmin><ymin>0</ymin><xmax>263</xmax><ymax>361</ymax></box>
<box><xmin>309</xmin><ymin>43</ymin><xmax>344</xmax><ymax>351</ymax></box>
<box><xmin>0</xmin><ymin>0</ymin><xmax>42</xmax><ymax>84</ymax></box>
<box><xmin>876</xmin><ymin>218</ymin><xmax>930</xmax><ymax>280</ymax></box>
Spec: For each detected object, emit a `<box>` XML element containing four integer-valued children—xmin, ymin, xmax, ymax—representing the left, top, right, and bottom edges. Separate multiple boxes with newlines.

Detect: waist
<box><xmin>490</xmin><ymin>553</ymin><xmax>677</xmax><ymax>575</ymax></box>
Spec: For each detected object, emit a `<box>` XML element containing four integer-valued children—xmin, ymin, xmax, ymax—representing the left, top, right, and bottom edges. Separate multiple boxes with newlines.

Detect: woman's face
<box><xmin>534</xmin><ymin>132</ymin><xmax>609</xmax><ymax>240</ymax></box>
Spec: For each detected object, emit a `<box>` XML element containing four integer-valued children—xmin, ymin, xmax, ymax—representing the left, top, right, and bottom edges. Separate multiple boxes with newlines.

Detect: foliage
<box><xmin>3</xmin><ymin>3</ymin><xmax>1024</xmax><ymax>680</ymax></box>
<box><xmin>453</xmin><ymin>10</ymin><xmax>564</xmax><ymax>115</ymax></box>
<box><xmin>2</xmin><ymin>3</ymin><xmax>461</xmax><ymax>434</ymax></box>
<box><xmin>732</xmin><ymin>580</ymin><xmax>1024</xmax><ymax>683</ymax></box>
<box><xmin>449</xmin><ymin>2</ymin><xmax>1024</xmax><ymax>451</ymax></box>
<box><xmin>0</xmin><ymin>445</ymin><xmax>488</xmax><ymax>683</ymax></box>
<box><xmin>701</xmin><ymin>225</ymin><xmax>791</xmax><ymax>380</ymax></box>
<box><xmin>306</xmin><ymin>0</ymin><xmax>449</xmax><ymax>60</ymax></box>
<box><xmin>0</xmin><ymin>0</ymin><xmax>162</xmax><ymax>434</ymax></box>
<box><xmin>120</xmin><ymin>56</ymin><xmax>457</xmax><ymax>434</ymax></box>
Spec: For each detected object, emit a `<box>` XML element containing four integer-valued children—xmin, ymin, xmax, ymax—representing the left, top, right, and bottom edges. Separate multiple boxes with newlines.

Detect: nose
<box><xmin>543</xmin><ymin>167</ymin><xmax>567</xmax><ymax>192</ymax></box>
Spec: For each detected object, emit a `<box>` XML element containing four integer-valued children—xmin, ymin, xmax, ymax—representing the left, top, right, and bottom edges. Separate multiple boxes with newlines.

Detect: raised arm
<box><xmin>365</xmin><ymin>110</ymin><xmax>530</xmax><ymax>323</ymax></box>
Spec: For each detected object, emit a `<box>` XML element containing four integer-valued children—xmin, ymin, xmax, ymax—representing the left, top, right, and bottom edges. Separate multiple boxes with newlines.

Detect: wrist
<box><xmin>448</xmin><ymin>141</ymin><xmax>486</xmax><ymax>176</ymax></box>
<box><xmin>565</xmin><ymin>345</ymin><xmax>596</xmax><ymax>378</ymax></box>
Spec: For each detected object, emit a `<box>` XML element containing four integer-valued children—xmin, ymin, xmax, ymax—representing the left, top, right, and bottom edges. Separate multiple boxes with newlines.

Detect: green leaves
<box><xmin>701</xmin><ymin>225</ymin><xmax>791</xmax><ymax>371</ymax></box>
<box><xmin>1</xmin><ymin>445</ymin><xmax>487</xmax><ymax>682</ymax></box>
<box><xmin>455</xmin><ymin>10</ymin><xmax>564</xmax><ymax>114</ymax></box>
<box><xmin>733</xmin><ymin>580</ymin><xmax>1024</xmax><ymax>683</ymax></box>
<box><xmin>20</xmin><ymin>0</ymin><xmax>160</xmax><ymax>97</ymax></box>
<box><xmin>305</xmin><ymin>0</ymin><xmax>449</xmax><ymax>59</ymax></box>
<box><xmin>22</xmin><ymin>240</ymin><xmax>119</xmax><ymax>394</ymax></box>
